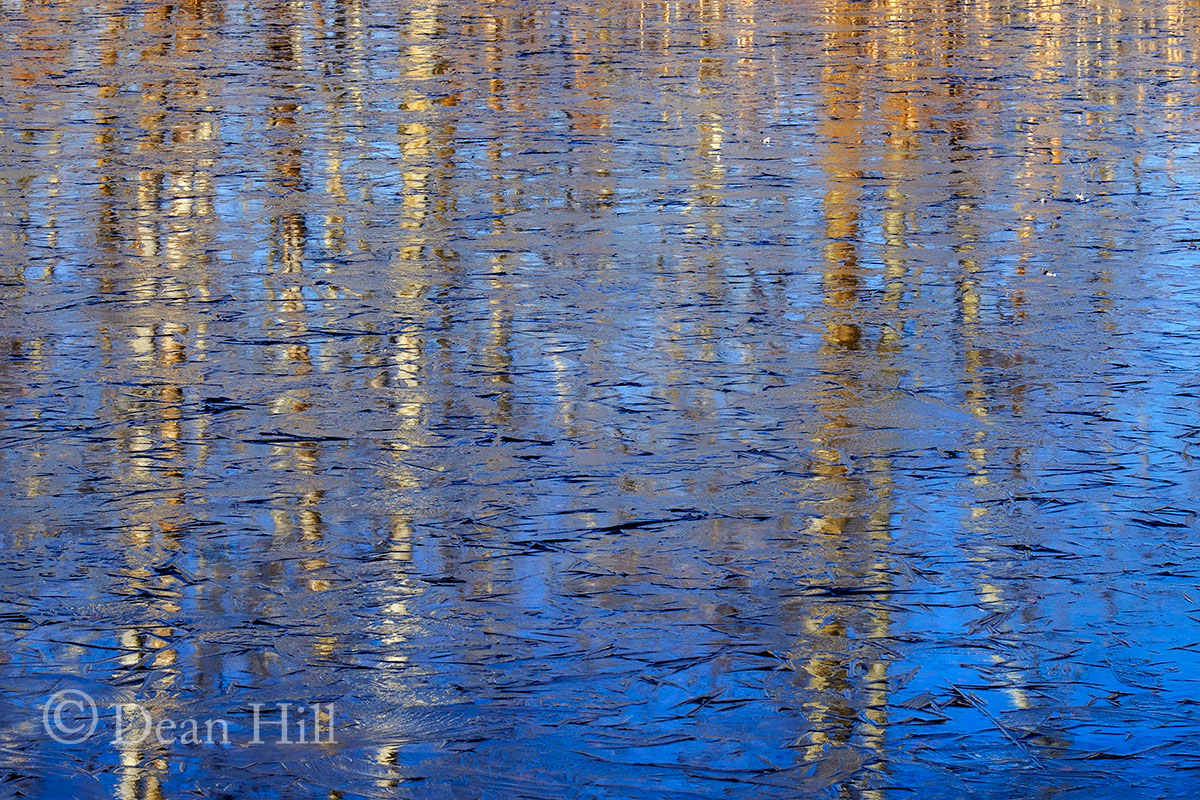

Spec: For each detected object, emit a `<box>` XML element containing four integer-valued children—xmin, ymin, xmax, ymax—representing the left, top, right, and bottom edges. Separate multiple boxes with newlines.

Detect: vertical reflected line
<box><xmin>686</xmin><ymin>0</ymin><xmax>726</xmax><ymax>231</ymax></box>
<box><xmin>83</xmin><ymin>6</ymin><xmax>209</xmax><ymax>782</ymax></box>
<box><xmin>92</xmin><ymin>1</ymin><xmax>126</xmax><ymax>293</ymax></box>
<box><xmin>385</xmin><ymin>1</ymin><xmax>464</xmax><ymax>492</ymax></box>
<box><xmin>485</xmin><ymin>250</ymin><xmax>515</xmax><ymax>427</ymax></box>
<box><xmin>818</xmin><ymin>0</ymin><xmax>864</xmax><ymax>354</ymax></box>
<box><xmin>787</xmin><ymin>2</ymin><xmax>897</xmax><ymax>789</ymax></box>
<box><xmin>480</xmin><ymin>4</ymin><xmax>516</xmax><ymax>430</ymax></box>
<box><xmin>113</xmin><ymin>549</ymin><xmax>182</xmax><ymax>800</ymax></box>
<box><xmin>0</xmin><ymin>0</ymin><xmax>72</xmax><ymax>500</ymax></box>
<box><xmin>876</xmin><ymin>0</ymin><xmax>923</xmax><ymax>354</ymax></box>
<box><xmin>678</xmin><ymin>0</ymin><xmax>730</xmax><ymax>339</ymax></box>
<box><xmin>114</xmin><ymin>620</ymin><xmax>179</xmax><ymax>796</ymax></box>
<box><xmin>262</xmin><ymin>0</ymin><xmax>311</xmax><ymax>388</ymax></box>
<box><xmin>963</xmin><ymin>0</ymin><xmax>1069</xmax><ymax>719</ymax></box>
<box><xmin>372</xmin><ymin>512</ymin><xmax>421</xmax><ymax>789</ymax></box>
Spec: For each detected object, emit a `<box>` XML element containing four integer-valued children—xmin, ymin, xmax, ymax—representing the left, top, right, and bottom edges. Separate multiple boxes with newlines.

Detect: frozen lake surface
<box><xmin>3</xmin><ymin>0</ymin><xmax>1200</xmax><ymax>796</ymax></box>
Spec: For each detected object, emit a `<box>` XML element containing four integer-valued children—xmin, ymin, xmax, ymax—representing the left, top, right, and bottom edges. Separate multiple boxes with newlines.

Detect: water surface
<box><xmin>3</xmin><ymin>0</ymin><xmax>1200</xmax><ymax>796</ymax></box>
